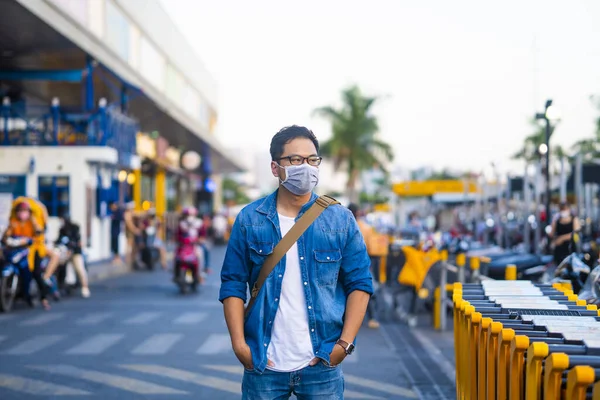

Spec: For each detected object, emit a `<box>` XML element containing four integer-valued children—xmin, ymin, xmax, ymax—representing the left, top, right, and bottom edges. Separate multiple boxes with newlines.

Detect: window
<box><xmin>140</xmin><ymin>37</ymin><xmax>166</xmax><ymax>91</ymax></box>
<box><xmin>38</xmin><ymin>176</ymin><xmax>70</xmax><ymax>217</ymax></box>
<box><xmin>105</xmin><ymin>0</ymin><xmax>130</xmax><ymax>61</ymax></box>
<box><xmin>166</xmin><ymin>65</ymin><xmax>184</xmax><ymax>106</ymax></box>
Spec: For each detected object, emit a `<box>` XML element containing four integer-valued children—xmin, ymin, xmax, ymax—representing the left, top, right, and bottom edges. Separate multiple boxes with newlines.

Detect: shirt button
<box><xmin>311</xmin><ymin>328</ymin><xmax>315</xmax><ymax>332</ymax></box>
<box><xmin>279</xmin><ymin>274</ymin><xmax>282</xmax><ymax>278</ymax></box>
<box><xmin>269</xmin><ymin>321</ymin><xmax>272</xmax><ymax>324</ymax></box>
<box><xmin>304</xmin><ymin>282</ymin><xmax>307</xmax><ymax>285</ymax></box>
<box><xmin>326</xmin><ymin>256</ymin><xmax>330</xmax><ymax>260</ymax></box>
<box><xmin>308</xmin><ymin>306</ymin><xmax>312</xmax><ymax>309</ymax></box>
<box><xmin>259</xmin><ymin>250</ymin><xmax>262</xmax><ymax>253</ymax></box>
<box><xmin>300</xmin><ymin>257</ymin><xmax>304</xmax><ymax>260</ymax></box>
<box><xmin>264</xmin><ymin>343</ymin><xmax>267</xmax><ymax>347</ymax></box>
<box><xmin>275</xmin><ymin>298</ymin><xmax>279</xmax><ymax>302</ymax></box>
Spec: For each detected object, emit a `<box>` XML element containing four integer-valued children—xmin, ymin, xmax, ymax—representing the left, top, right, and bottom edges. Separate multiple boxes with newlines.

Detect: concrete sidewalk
<box><xmin>86</xmin><ymin>259</ymin><xmax>132</xmax><ymax>283</ymax></box>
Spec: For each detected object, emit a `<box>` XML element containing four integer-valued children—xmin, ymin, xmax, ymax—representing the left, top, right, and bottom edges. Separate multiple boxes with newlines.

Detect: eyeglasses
<box><xmin>277</xmin><ymin>155</ymin><xmax>322</xmax><ymax>166</ymax></box>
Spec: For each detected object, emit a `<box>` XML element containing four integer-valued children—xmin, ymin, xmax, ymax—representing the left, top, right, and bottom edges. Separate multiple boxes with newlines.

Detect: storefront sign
<box><xmin>393</xmin><ymin>180</ymin><xmax>478</xmax><ymax>197</ymax></box>
<box><xmin>136</xmin><ymin>133</ymin><xmax>157</xmax><ymax>160</ymax></box>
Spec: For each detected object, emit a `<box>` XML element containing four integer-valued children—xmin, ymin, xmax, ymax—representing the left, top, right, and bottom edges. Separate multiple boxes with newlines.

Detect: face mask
<box><xmin>17</xmin><ymin>211</ymin><xmax>29</xmax><ymax>221</ymax></box>
<box><xmin>187</xmin><ymin>216</ymin><xmax>195</xmax><ymax>223</ymax></box>
<box><xmin>277</xmin><ymin>163</ymin><xmax>319</xmax><ymax>196</ymax></box>
<box><xmin>560</xmin><ymin>210</ymin><xmax>570</xmax><ymax>218</ymax></box>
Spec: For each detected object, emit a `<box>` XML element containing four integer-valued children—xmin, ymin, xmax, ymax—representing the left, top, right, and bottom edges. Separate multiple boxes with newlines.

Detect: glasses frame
<box><xmin>276</xmin><ymin>155</ymin><xmax>323</xmax><ymax>166</ymax></box>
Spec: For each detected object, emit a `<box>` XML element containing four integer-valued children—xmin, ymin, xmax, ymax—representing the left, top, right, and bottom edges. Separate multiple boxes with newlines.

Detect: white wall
<box><xmin>0</xmin><ymin>146</ymin><xmax>118</xmax><ymax>262</ymax></box>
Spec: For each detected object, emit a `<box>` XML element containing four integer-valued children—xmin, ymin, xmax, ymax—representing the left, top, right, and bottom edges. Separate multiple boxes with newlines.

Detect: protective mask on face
<box><xmin>277</xmin><ymin>163</ymin><xmax>319</xmax><ymax>196</ymax></box>
<box><xmin>186</xmin><ymin>216</ymin><xmax>195</xmax><ymax>223</ymax></box>
<box><xmin>560</xmin><ymin>210</ymin><xmax>570</xmax><ymax>219</ymax></box>
<box><xmin>17</xmin><ymin>211</ymin><xmax>29</xmax><ymax>221</ymax></box>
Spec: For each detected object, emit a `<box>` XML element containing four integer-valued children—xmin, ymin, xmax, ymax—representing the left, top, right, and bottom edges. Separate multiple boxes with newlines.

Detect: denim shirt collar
<box><xmin>256</xmin><ymin>189</ymin><xmax>319</xmax><ymax>221</ymax></box>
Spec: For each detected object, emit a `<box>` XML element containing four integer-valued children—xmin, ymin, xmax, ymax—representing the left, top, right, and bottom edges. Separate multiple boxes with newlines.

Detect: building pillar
<box><xmin>155</xmin><ymin>167</ymin><xmax>166</xmax><ymax>216</ymax></box>
<box><xmin>133</xmin><ymin>169</ymin><xmax>142</xmax><ymax>211</ymax></box>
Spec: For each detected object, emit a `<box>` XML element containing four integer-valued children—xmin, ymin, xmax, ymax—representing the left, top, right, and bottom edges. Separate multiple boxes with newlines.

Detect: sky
<box><xmin>160</xmin><ymin>0</ymin><xmax>600</xmax><ymax>178</ymax></box>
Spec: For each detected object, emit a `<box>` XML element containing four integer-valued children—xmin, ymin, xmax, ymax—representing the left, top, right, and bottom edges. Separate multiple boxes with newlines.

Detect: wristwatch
<box><xmin>336</xmin><ymin>339</ymin><xmax>355</xmax><ymax>355</ymax></box>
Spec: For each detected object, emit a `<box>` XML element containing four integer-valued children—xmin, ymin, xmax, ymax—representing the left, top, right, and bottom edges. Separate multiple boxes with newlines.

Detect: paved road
<box><xmin>0</xmin><ymin>246</ymin><xmax>455</xmax><ymax>399</ymax></box>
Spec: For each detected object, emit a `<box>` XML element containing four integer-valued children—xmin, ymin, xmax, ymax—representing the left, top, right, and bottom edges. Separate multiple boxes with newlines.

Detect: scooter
<box><xmin>174</xmin><ymin>242</ymin><xmax>204</xmax><ymax>294</ymax></box>
<box><xmin>548</xmin><ymin>253</ymin><xmax>592</xmax><ymax>295</ymax></box>
<box><xmin>0</xmin><ymin>237</ymin><xmax>32</xmax><ymax>312</ymax></box>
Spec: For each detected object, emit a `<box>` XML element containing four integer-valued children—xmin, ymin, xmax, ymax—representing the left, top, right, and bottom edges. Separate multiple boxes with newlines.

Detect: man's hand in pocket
<box><xmin>233</xmin><ymin>342</ymin><xmax>254</xmax><ymax>370</ymax></box>
<box><xmin>328</xmin><ymin>344</ymin><xmax>347</xmax><ymax>366</ymax></box>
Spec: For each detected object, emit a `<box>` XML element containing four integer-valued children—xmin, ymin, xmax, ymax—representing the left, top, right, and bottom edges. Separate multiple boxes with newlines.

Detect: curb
<box><xmin>87</xmin><ymin>263</ymin><xmax>132</xmax><ymax>284</ymax></box>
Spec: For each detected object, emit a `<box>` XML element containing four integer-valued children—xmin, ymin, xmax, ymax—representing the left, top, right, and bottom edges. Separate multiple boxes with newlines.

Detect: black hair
<box><xmin>347</xmin><ymin>203</ymin><xmax>359</xmax><ymax>218</ymax></box>
<box><xmin>270</xmin><ymin>125</ymin><xmax>320</xmax><ymax>161</ymax></box>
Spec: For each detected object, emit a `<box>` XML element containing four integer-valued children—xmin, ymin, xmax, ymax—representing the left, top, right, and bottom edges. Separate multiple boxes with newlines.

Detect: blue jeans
<box><xmin>242</xmin><ymin>362</ymin><xmax>344</xmax><ymax>399</ymax></box>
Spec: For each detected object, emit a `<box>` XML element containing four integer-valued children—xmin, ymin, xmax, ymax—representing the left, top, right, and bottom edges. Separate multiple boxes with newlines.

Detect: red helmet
<box><xmin>15</xmin><ymin>201</ymin><xmax>31</xmax><ymax>212</ymax></box>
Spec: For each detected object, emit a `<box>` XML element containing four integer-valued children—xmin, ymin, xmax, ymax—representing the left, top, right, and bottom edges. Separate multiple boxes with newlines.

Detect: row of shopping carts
<box><xmin>454</xmin><ymin>280</ymin><xmax>600</xmax><ymax>399</ymax></box>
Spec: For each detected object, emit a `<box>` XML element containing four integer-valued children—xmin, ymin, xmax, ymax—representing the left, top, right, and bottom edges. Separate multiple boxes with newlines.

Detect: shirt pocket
<box><xmin>248</xmin><ymin>241</ymin><xmax>274</xmax><ymax>268</ymax></box>
<box><xmin>314</xmin><ymin>249</ymin><xmax>342</xmax><ymax>286</ymax></box>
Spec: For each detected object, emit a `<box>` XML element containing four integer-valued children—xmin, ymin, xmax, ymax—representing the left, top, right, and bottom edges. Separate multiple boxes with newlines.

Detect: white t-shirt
<box><xmin>266</xmin><ymin>214</ymin><xmax>314</xmax><ymax>372</ymax></box>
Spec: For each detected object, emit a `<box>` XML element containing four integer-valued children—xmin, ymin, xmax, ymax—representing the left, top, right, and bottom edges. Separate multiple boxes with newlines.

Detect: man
<box><xmin>109</xmin><ymin>202</ymin><xmax>123</xmax><ymax>264</ymax></box>
<box><xmin>348</xmin><ymin>203</ymin><xmax>381</xmax><ymax>329</ymax></box>
<box><xmin>220</xmin><ymin>125</ymin><xmax>373</xmax><ymax>399</ymax></box>
<box><xmin>123</xmin><ymin>201</ymin><xmax>141</xmax><ymax>266</ymax></box>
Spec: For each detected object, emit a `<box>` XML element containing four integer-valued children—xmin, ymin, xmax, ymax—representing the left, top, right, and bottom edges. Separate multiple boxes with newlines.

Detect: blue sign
<box><xmin>204</xmin><ymin>178</ymin><xmax>216</xmax><ymax>193</ymax></box>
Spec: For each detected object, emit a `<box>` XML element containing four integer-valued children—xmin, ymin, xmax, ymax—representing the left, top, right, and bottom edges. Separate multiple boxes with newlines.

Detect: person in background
<box><xmin>144</xmin><ymin>209</ymin><xmax>168</xmax><ymax>270</ymax></box>
<box><xmin>1</xmin><ymin>201</ymin><xmax>53</xmax><ymax>310</ymax></box>
<box><xmin>55</xmin><ymin>213</ymin><xmax>90</xmax><ymax>298</ymax></box>
<box><xmin>109</xmin><ymin>202</ymin><xmax>123</xmax><ymax>265</ymax></box>
<box><xmin>549</xmin><ymin>202</ymin><xmax>581</xmax><ymax>265</ymax></box>
<box><xmin>348</xmin><ymin>203</ymin><xmax>381</xmax><ymax>329</ymax></box>
<box><xmin>199</xmin><ymin>213</ymin><xmax>212</xmax><ymax>274</ymax></box>
<box><xmin>123</xmin><ymin>202</ymin><xmax>141</xmax><ymax>266</ymax></box>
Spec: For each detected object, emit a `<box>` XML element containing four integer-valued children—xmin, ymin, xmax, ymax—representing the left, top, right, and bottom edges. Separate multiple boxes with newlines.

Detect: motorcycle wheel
<box><xmin>178</xmin><ymin>269</ymin><xmax>188</xmax><ymax>294</ymax></box>
<box><xmin>0</xmin><ymin>274</ymin><xmax>18</xmax><ymax>313</ymax></box>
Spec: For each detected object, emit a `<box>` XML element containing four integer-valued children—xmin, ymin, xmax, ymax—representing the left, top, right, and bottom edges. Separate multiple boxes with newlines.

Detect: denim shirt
<box><xmin>219</xmin><ymin>190</ymin><xmax>373</xmax><ymax>373</ymax></box>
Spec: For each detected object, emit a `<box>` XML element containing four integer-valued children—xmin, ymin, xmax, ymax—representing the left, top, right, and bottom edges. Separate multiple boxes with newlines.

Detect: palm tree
<box><xmin>571</xmin><ymin>95</ymin><xmax>600</xmax><ymax>160</ymax></box>
<box><xmin>313</xmin><ymin>85</ymin><xmax>394</xmax><ymax>202</ymax></box>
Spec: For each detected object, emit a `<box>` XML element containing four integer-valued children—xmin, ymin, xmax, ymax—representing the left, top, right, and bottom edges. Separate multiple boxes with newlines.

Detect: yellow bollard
<box><xmin>478</xmin><ymin>318</ymin><xmax>492</xmax><ymax>400</ymax></box>
<box><xmin>433</xmin><ymin>287</ymin><xmax>441</xmax><ymax>330</ymax></box>
<box><xmin>497</xmin><ymin>328</ymin><xmax>515</xmax><ymax>400</ymax></box>
<box><xmin>462</xmin><ymin>304</ymin><xmax>474</xmax><ymax>398</ymax></box>
<box><xmin>543</xmin><ymin>353</ymin><xmax>570</xmax><ymax>400</ymax></box>
<box><xmin>470</xmin><ymin>257</ymin><xmax>481</xmax><ymax>271</ymax></box>
<box><xmin>440</xmin><ymin>249</ymin><xmax>449</xmax><ymax>262</ymax></box>
<box><xmin>593</xmin><ymin>380</ymin><xmax>600</xmax><ymax>400</ymax></box>
<box><xmin>508</xmin><ymin>335</ymin><xmax>530</xmax><ymax>400</ymax></box>
<box><xmin>505</xmin><ymin>264</ymin><xmax>517</xmax><ymax>280</ymax></box>
<box><xmin>566</xmin><ymin>366</ymin><xmax>595</xmax><ymax>400</ymax></box>
<box><xmin>487</xmin><ymin>322</ymin><xmax>503</xmax><ymax>399</ymax></box>
<box><xmin>456</xmin><ymin>253</ymin><xmax>466</xmax><ymax>283</ymax></box>
<box><xmin>525</xmin><ymin>342</ymin><xmax>549</xmax><ymax>400</ymax></box>
<box><xmin>587</xmin><ymin>304</ymin><xmax>598</xmax><ymax>311</ymax></box>
<box><xmin>453</xmin><ymin>293</ymin><xmax>463</xmax><ymax>396</ymax></box>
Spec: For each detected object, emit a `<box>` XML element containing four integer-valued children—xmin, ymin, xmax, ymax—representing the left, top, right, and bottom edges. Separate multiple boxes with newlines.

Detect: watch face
<box><xmin>346</xmin><ymin>343</ymin><xmax>355</xmax><ymax>355</ymax></box>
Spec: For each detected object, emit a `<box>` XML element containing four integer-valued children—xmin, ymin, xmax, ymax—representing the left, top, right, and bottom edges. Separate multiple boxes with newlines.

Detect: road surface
<box><xmin>0</xmin><ymin>246</ymin><xmax>455</xmax><ymax>399</ymax></box>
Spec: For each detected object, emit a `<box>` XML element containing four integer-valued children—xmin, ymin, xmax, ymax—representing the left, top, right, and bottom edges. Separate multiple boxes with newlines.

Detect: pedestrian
<box><xmin>348</xmin><ymin>203</ymin><xmax>381</xmax><ymax>329</ymax></box>
<box><xmin>549</xmin><ymin>202</ymin><xmax>580</xmax><ymax>265</ymax></box>
<box><xmin>220</xmin><ymin>125</ymin><xmax>373</xmax><ymax>400</ymax></box>
<box><xmin>55</xmin><ymin>213</ymin><xmax>91</xmax><ymax>298</ymax></box>
<box><xmin>109</xmin><ymin>202</ymin><xmax>123</xmax><ymax>264</ymax></box>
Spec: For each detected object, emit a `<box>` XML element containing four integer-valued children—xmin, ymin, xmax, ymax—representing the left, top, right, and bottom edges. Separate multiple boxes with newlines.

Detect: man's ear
<box><xmin>271</xmin><ymin>161</ymin><xmax>279</xmax><ymax>178</ymax></box>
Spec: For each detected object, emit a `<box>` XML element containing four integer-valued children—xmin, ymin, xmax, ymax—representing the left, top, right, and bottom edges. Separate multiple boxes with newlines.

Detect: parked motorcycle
<box><xmin>578</xmin><ymin>264</ymin><xmax>600</xmax><ymax>306</ymax></box>
<box><xmin>0</xmin><ymin>236</ymin><xmax>32</xmax><ymax>312</ymax></box>
<box><xmin>548</xmin><ymin>253</ymin><xmax>592</xmax><ymax>295</ymax></box>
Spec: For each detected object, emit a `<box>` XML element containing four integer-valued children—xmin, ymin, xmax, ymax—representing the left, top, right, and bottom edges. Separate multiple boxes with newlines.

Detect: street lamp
<box><xmin>535</xmin><ymin>99</ymin><xmax>561</xmax><ymax>248</ymax></box>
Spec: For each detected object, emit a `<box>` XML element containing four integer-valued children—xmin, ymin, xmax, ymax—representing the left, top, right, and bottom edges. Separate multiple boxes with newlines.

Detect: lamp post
<box><xmin>535</xmin><ymin>99</ymin><xmax>560</xmax><ymax>238</ymax></box>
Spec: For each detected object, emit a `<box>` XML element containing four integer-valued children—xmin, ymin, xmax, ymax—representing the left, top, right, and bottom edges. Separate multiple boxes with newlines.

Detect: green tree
<box><xmin>512</xmin><ymin>119</ymin><xmax>566</xmax><ymax>162</ymax></box>
<box><xmin>313</xmin><ymin>85</ymin><xmax>394</xmax><ymax>202</ymax></box>
<box><xmin>222</xmin><ymin>177</ymin><xmax>250</xmax><ymax>205</ymax></box>
<box><xmin>571</xmin><ymin>95</ymin><xmax>600</xmax><ymax>160</ymax></box>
